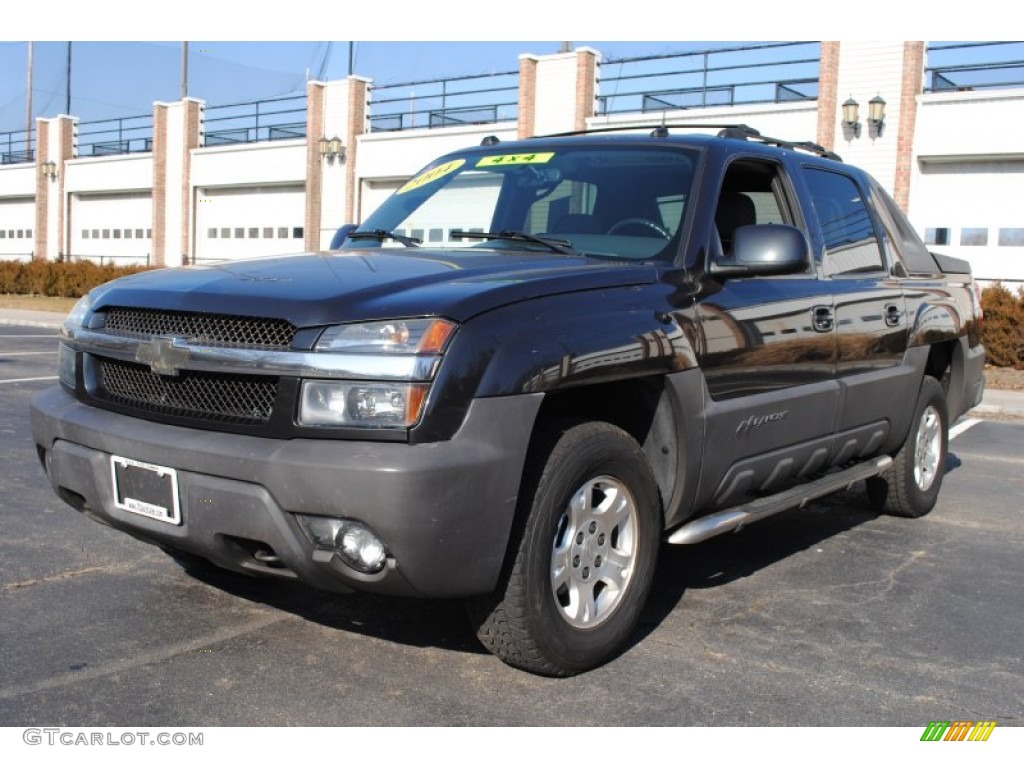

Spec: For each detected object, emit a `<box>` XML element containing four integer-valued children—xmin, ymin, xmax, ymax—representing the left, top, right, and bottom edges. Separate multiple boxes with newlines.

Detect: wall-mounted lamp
<box><xmin>318</xmin><ymin>136</ymin><xmax>345</xmax><ymax>163</ymax></box>
<box><xmin>842</xmin><ymin>97</ymin><xmax>861</xmax><ymax>138</ymax></box>
<box><xmin>40</xmin><ymin>160</ymin><xmax>58</xmax><ymax>180</ymax></box>
<box><xmin>868</xmin><ymin>95</ymin><xmax>886</xmax><ymax>136</ymax></box>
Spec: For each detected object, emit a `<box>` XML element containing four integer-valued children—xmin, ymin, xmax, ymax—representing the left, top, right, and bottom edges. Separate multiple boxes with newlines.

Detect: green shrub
<box><xmin>0</xmin><ymin>259</ymin><xmax>153</xmax><ymax>299</ymax></box>
<box><xmin>980</xmin><ymin>283</ymin><xmax>1024</xmax><ymax>369</ymax></box>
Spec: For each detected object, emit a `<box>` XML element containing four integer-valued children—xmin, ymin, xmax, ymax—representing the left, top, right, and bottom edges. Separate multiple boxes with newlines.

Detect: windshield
<box><xmin>351</xmin><ymin>145</ymin><xmax>698</xmax><ymax>262</ymax></box>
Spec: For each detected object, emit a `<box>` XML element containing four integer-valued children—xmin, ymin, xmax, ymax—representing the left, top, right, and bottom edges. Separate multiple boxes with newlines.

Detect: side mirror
<box><xmin>330</xmin><ymin>224</ymin><xmax>357</xmax><ymax>250</ymax></box>
<box><xmin>711</xmin><ymin>224</ymin><xmax>809</xmax><ymax>277</ymax></box>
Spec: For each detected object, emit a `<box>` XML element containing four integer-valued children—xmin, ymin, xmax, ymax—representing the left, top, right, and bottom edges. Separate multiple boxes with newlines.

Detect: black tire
<box><xmin>866</xmin><ymin>375</ymin><xmax>948</xmax><ymax>518</ymax></box>
<box><xmin>467</xmin><ymin>422</ymin><xmax>661</xmax><ymax>676</ymax></box>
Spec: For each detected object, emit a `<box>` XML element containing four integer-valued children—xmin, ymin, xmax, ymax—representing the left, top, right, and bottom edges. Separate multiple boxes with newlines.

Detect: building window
<box><xmin>125</xmin><ymin>228</ymin><xmax>134</xmax><ymax>239</ymax></box>
<box><xmin>92</xmin><ymin>229</ymin><xmax>99</xmax><ymax>239</ymax></box>
<box><xmin>998</xmin><ymin>228</ymin><xmax>1024</xmax><ymax>246</ymax></box>
<box><xmin>208</xmin><ymin>228</ymin><xmax>217</xmax><ymax>239</ymax></box>
<box><xmin>248</xmin><ymin>227</ymin><xmax>258</xmax><ymax>239</ymax></box>
<box><xmin>263</xmin><ymin>227</ymin><xmax>273</xmax><ymax>238</ymax></box>
<box><xmin>234</xmin><ymin>228</ymin><xmax>244</xmax><ymax>239</ymax></box>
<box><xmin>221</xmin><ymin>228</ymin><xmax>230</xmax><ymax>238</ymax></box>
<box><xmin>136</xmin><ymin>229</ymin><xmax>144</xmax><ymax>239</ymax></box>
<box><xmin>147</xmin><ymin>229</ymin><xmax>152</xmax><ymax>238</ymax></box>
<box><xmin>960</xmin><ymin>228</ymin><xmax>988</xmax><ymax>246</ymax></box>
<box><xmin>102</xmin><ymin>229</ymin><xmax>110</xmax><ymax>239</ymax></box>
<box><xmin>0</xmin><ymin>231</ymin><xmax>5</xmax><ymax>239</ymax></box>
<box><xmin>924</xmin><ymin>227</ymin><xmax>950</xmax><ymax>246</ymax></box>
<box><xmin>26</xmin><ymin>229</ymin><xmax>33</xmax><ymax>238</ymax></box>
<box><xmin>292</xmin><ymin>227</ymin><xmax>303</xmax><ymax>238</ymax></box>
<box><xmin>277</xmin><ymin>227</ymin><xmax>287</xmax><ymax>238</ymax></box>
<box><xmin>113</xmin><ymin>229</ymin><xmax>121</xmax><ymax>239</ymax></box>
<box><xmin>17</xmin><ymin>229</ymin><xmax>24</xmax><ymax>238</ymax></box>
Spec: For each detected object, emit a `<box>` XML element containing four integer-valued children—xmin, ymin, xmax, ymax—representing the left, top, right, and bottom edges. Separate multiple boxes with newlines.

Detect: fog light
<box><xmin>337</xmin><ymin>524</ymin><xmax>387</xmax><ymax>573</ymax></box>
<box><xmin>295</xmin><ymin>515</ymin><xmax>388</xmax><ymax>574</ymax></box>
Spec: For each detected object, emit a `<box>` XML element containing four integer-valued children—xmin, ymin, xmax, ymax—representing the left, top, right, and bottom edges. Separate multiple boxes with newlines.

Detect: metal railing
<box><xmin>77</xmin><ymin>114</ymin><xmax>154</xmax><ymax>157</ymax></box>
<box><xmin>369</xmin><ymin>70</ymin><xmax>518</xmax><ymax>133</ymax></box>
<box><xmin>1</xmin><ymin>127</ymin><xmax>35</xmax><ymax>165</ymax></box>
<box><xmin>204</xmin><ymin>95</ymin><xmax>307</xmax><ymax>146</ymax></box>
<box><xmin>598</xmin><ymin>41</ymin><xmax>820</xmax><ymax>115</ymax></box>
<box><xmin>925</xmin><ymin>41</ymin><xmax>1024</xmax><ymax>92</ymax></box>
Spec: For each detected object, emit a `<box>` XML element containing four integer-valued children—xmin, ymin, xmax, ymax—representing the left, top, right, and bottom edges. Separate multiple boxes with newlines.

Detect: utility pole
<box><xmin>348</xmin><ymin>42</ymin><xmax>354</xmax><ymax>76</ymax></box>
<box><xmin>65</xmin><ymin>42</ymin><xmax>72</xmax><ymax>115</ymax></box>
<box><xmin>180</xmin><ymin>42</ymin><xmax>189</xmax><ymax>100</ymax></box>
<box><xmin>26</xmin><ymin>42</ymin><xmax>33</xmax><ymax>154</ymax></box>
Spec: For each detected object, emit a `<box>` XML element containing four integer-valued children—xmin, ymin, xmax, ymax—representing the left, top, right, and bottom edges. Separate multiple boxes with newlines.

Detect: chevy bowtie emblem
<box><xmin>136</xmin><ymin>336</ymin><xmax>190</xmax><ymax>376</ymax></box>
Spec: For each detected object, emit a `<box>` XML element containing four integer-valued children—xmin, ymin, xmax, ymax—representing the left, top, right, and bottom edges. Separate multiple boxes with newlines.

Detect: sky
<box><xmin>0</xmin><ymin>0</ymin><xmax>1009</xmax><ymax>132</ymax></box>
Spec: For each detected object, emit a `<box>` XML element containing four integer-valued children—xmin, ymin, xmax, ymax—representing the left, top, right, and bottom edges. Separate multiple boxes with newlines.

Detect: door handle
<box><xmin>884</xmin><ymin>304</ymin><xmax>903</xmax><ymax>327</ymax></box>
<box><xmin>812</xmin><ymin>305</ymin><xmax>833</xmax><ymax>333</ymax></box>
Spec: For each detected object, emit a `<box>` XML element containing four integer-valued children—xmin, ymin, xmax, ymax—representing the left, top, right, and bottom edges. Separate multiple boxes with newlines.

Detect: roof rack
<box><xmin>536</xmin><ymin>123</ymin><xmax>842</xmax><ymax>162</ymax></box>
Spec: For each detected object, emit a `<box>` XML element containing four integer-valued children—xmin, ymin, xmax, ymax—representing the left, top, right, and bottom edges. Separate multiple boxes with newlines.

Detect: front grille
<box><xmin>97</xmin><ymin>357</ymin><xmax>277</xmax><ymax>424</ymax></box>
<box><xmin>104</xmin><ymin>307</ymin><xmax>296</xmax><ymax>350</ymax></box>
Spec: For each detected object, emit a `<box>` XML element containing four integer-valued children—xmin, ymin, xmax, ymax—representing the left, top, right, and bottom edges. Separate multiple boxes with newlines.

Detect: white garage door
<box><xmin>194</xmin><ymin>184</ymin><xmax>305</xmax><ymax>263</ymax></box>
<box><xmin>911</xmin><ymin>158</ymin><xmax>1024</xmax><ymax>284</ymax></box>
<box><xmin>358</xmin><ymin>179</ymin><xmax>403</xmax><ymax>224</ymax></box>
<box><xmin>70</xmin><ymin>191</ymin><xmax>153</xmax><ymax>266</ymax></box>
<box><xmin>0</xmin><ymin>197</ymin><xmax>36</xmax><ymax>260</ymax></box>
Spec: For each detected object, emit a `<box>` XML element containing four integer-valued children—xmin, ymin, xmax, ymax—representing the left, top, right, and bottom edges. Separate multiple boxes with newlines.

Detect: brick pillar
<box><xmin>33</xmin><ymin>115</ymin><xmax>76</xmax><ymax>261</ymax></box>
<box><xmin>306</xmin><ymin>76</ymin><xmax>370</xmax><ymax>250</ymax></box>
<box><xmin>816</xmin><ymin>42</ymin><xmax>841</xmax><ymax>150</ymax></box>
<box><xmin>152</xmin><ymin>104</ymin><xmax>168</xmax><ymax>267</ymax></box>
<box><xmin>574</xmin><ymin>49</ymin><xmax>598</xmax><ymax>132</ymax></box>
<box><xmin>181</xmin><ymin>99</ymin><xmax>203</xmax><ymax>262</ymax></box>
<box><xmin>33</xmin><ymin>121</ymin><xmax>50</xmax><ymax>262</ymax></box>
<box><xmin>304</xmin><ymin>81</ymin><xmax>325</xmax><ymax>252</ymax></box>
<box><xmin>520</xmin><ymin>48</ymin><xmax>601</xmax><ymax>137</ymax></box>
<box><xmin>893</xmin><ymin>42</ymin><xmax>925</xmax><ymax>212</ymax></box>
<box><xmin>344</xmin><ymin>77</ymin><xmax>369</xmax><ymax>226</ymax></box>
<box><xmin>151</xmin><ymin>98</ymin><xmax>203</xmax><ymax>267</ymax></box>
<box><xmin>518</xmin><ymin>55</ymin><xmax>538</xmax><ymax>139</ymax></box>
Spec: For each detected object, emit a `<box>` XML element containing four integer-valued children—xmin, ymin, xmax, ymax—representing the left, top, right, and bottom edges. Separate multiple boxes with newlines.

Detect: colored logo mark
<box><xmin>920</xmin><ymin>720</ymin><xmax>997</xmax><ymax>742</ymax></box>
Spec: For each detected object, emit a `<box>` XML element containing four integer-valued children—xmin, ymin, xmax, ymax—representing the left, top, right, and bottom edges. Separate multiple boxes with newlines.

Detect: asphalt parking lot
<box><xmin>1</xmin><ymin>322</ymin><xmax>1022</xmax><ymax>727</ymax></box>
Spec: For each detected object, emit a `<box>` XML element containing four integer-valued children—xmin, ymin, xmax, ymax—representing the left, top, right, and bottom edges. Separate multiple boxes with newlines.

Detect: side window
<box><xmin>804</xmin><ymin>168</ymin><xmax>884</xmax><ymax>275</ymax></box>
<box><xmin>714</xmin><ymin>159</ymin><xmax>791</xmax><ymax>256</ymax></box>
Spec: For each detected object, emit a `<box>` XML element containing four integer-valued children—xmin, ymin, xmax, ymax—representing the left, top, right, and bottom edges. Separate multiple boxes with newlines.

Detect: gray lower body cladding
<box><xmin>30</xmin><ymin>386</ymin><xmax>542</xmax><ymax>598</ymax></box>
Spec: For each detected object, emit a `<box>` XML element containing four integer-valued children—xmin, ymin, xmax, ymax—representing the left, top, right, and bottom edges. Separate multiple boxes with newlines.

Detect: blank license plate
<box><xmin>110</xmin><ymin>456</ymin><xmax>181</xmax><ymax>525</ymax></box>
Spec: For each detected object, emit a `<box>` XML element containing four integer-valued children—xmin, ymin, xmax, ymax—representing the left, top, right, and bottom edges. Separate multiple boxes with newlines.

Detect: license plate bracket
<box><xmin>110</xmin><ymin>455</ymin><xmax>181</xmax><ymax>525</ymax></box>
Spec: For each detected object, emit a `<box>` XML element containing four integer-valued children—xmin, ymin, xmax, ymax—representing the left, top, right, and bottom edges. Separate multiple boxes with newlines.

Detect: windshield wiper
<box><xmin>346</xmin><ymin>229</ymin><xmax>421</xmax><ymax>247</ymax></box>
<box><xmin>449</xmin><ymin>229</ymin><xmax>578</xmax><ymax>255</ymax></box>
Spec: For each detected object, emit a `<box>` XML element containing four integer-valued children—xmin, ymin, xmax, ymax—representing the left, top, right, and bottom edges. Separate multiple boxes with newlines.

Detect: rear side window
<box><xmin>870</xmin><ymin>180</ymin><xmax>937</xmax><ymax>274</ymax></box>
<box><xmin>804</xmin><ymin>168</ymin><xmax>884</xmax><ymax>275</ymax></box>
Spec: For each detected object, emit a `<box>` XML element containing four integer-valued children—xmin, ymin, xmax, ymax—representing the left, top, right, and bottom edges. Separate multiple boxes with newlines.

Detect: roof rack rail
<box><xmin>534</xmin><ymin>123</ymin><xmax>843</xmax><ymax>162</ymax></box>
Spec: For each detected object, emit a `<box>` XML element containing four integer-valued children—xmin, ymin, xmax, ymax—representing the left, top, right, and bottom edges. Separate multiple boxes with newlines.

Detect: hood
<box><xmin>89</xmin><ymin>248</ymin><xmax>658</xmax><ymax>327</ymax></box>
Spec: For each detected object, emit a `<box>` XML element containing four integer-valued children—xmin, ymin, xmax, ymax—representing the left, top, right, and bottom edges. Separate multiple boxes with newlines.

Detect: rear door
<box><xmin>802</xmin><ymin>166</ymin><xmax>912</xmax><ymax>444</ymax></box>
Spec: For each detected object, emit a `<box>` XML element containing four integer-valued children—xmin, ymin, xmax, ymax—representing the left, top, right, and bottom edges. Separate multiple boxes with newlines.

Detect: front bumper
<box><xmin>30</xmin><ymin>386</ymin><xmax>541</xmax><ymax>598</ymax></box>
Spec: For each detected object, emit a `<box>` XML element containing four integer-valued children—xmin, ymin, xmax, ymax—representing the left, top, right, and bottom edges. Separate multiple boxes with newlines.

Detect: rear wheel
<box><xmin>468</xmin><ymin>422</ymin><xmax>661</xmax><ymax>676</ymax></box>
<box><xmin>867</xmin><ymin>375</ymin><xmax>948</xmax><ymax>518</ymax></box>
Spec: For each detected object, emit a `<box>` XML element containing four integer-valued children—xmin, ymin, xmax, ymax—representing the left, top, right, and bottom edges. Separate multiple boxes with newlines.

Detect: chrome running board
<box><xmin>667</xmin><ymin>456</ymin><xmax>893</xmax><ymax>545</ymax></box>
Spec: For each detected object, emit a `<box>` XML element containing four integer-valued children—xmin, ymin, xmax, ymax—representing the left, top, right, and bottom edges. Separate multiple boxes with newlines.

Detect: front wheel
<box><xmin>867</xmin><ymin>375</ymin><xmax>949</xmax><ymax>518</ymax></box>
<box><xmin>467</xmin><ymin>422</ymin><xmax>661</xmax><ymax>676</ymax></box>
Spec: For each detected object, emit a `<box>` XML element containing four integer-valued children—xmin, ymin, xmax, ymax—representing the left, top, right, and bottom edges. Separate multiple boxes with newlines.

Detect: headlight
<box><xmin>62</xmin><ymin>293</ymin><xmax>93</xmax><ymax>335</ymax></box>
<box><xmin>299</xmin><ymin>380</ymin><xmax>429</xmax><ymax>428</ymax></box>
<box><xmin>301</xmin><ymin>318</ymin><xmax>456</xmax><ymax>429</ymax></box>
<box><xmin>315</xmin><ymin>318</ymin><xmax>454</xmax><ymax>354</ymax></box>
